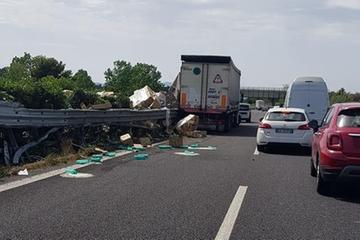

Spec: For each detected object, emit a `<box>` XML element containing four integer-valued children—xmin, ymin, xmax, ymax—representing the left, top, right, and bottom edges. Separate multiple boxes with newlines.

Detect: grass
<box><xmin>0</xmin><ymin>147</ymin><xmax>95</xmax><ymax>178</ymax></box>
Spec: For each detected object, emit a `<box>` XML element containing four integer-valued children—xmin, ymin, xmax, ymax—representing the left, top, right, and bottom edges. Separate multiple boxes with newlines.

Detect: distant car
<box><xmin>239</xmin><ymin>103</ymin><xmax>251</xmax><ymax>123</ymax></box>
<box><xmin>311</xmin><ymin>103</ymin><xmax>360</xmax><ymax>194</ymax></box>
<box><xmin>256</xmin><ymin>108</ymin><xmax>314</xmax><ymax>151</ymax></box>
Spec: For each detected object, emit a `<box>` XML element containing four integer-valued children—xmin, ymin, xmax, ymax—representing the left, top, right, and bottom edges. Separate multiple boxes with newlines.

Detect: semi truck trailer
<box><xmin>179</xmin><ymin>55</ymin><xmax>241</xmax><ymax>131</ymax></box>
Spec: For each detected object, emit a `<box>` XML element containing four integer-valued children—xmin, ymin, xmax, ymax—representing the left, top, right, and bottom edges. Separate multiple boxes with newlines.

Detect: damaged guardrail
<box><xmin>0</xmin><ymin>101</ymin><xmax>179</xmax><ymax>165</ymax></box>
<box><xmin>0</xmin><ymin>101</ymin><xmax>177</xmax><ymax>128</ymax></box>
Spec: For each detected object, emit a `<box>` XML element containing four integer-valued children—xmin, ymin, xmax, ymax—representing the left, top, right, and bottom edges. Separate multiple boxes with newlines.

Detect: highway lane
<box><xmin>0</xmin><ymin>110</ymin><xmax>360</xmax><ymax>240</ymax></box>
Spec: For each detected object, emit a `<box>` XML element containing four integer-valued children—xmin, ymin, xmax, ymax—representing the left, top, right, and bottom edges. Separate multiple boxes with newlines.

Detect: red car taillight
<box><xmin>298</xmin><ymin>124</ymin><xmax>310</xmax><ymax>130</ymax></box>
<box><xmin>259</xmin><ymin>123</ymin><xmax>272</xmax><ymax>129</ymax></box>
<box><xmin>327</xmin><ymin>133</ymin><xmax>342</xmax><ymax>151</ymax></box>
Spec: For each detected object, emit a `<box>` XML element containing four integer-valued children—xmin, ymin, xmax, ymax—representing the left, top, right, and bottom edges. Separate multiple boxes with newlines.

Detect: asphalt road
<box><xmin>1</xmin><ymin>110</ymin><xmax>360</xmax><ymax>240</ymax></box>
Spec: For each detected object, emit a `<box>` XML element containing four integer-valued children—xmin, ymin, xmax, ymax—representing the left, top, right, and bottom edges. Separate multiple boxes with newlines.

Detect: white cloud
<box><xmin>326</xmin><ymin>0</ymin><xmax>360</xmax><ymax>10</ymax></box>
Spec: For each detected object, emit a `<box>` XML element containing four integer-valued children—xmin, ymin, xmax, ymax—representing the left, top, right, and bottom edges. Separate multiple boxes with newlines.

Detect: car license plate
<box><xmin>276</xmin><ymin>129</ymin><xmax>293</xmax><ymax>134</ymax></box>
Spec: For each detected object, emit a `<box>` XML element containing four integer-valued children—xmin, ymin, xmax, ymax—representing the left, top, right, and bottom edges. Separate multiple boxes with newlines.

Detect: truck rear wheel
<box><xmin>224</xmin><ymin>115</ymin><xmax>230</xmax><ymax>132</ymax></box>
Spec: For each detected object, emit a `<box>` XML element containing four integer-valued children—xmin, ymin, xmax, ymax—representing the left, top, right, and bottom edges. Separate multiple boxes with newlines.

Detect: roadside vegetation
<box><xmin>0</xmin><ymin>52</ymin><xmax>165</xmax><ymax>109</ymax></box>
<box><xmin>0</xmin><ymin>53</ymin><xmax>166</xmax><ymax>171</ymax></box>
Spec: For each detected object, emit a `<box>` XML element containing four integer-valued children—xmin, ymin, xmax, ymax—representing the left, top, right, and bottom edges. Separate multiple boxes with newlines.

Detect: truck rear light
<box><xmin>180</xmin><ymin>93</ymin><xmax>187</xmax><ymax>106</ymax></box>
<box><xmin>221</xmin><ymin>96</ymin><xmax>227</xmax><ymax>108</ymax></box>
<box><xmin>259</xmin><ymin>123</ymin><xmax>272</xmax><ymax>129</ymax></box>
<box><xmin>298</xmin><ymin>124</ymin><xmax>310</xmax><ymax>130</ymax></box>
<box><xmin>327</xmin><ymin>133</ymin><xmax>342</xmax><ymax>151</ymax></box>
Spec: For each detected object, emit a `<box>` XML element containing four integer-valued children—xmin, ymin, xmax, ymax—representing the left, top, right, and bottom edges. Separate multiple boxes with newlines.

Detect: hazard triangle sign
<box><xmin>213</xmin><ymin>74</ymin><xmax>223</xmax><ymax>83</ymax></box>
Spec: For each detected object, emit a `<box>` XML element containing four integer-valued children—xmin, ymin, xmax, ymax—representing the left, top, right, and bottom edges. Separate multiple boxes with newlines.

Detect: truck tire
<box><xmin>224</xmin><ymin>115</ymin><xmax>230</xmax><ymax>132</ymax></box>
<box><xmin>233</xmin><ymin>113</ymin><xmax>239</xmax><ymax>127</ymax></box>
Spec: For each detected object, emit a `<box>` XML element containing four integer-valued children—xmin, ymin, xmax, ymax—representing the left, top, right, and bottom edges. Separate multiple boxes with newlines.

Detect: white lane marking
<box><xmin>253</xmin><ymin>147</ymin><xmax>259</xmax><ymax>155</ymax></box>
<box><xmin>0</xmin><ymin>140</ymin><xmax>169</xmax><ymax>193</ymax></box>
<box><xmin>215</xmin><ymin>185</ymin><xmax>248</xmax><ymax>240</ymax></box>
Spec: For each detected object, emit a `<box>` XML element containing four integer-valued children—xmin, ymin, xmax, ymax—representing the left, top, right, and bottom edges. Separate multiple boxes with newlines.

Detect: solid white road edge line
<box><xmin>253</xmin><ymin>147</ymin><xmax>259</xmax><ymax>155</ymax></box>
<box><xmin>215</xmin><ymin>185</ymin><xmax>248</xmax><ymax>240</ymax></box>
<box><xmin>0</xmin><ymin>140</ymin><xmax>168</xmax><ymax>193</ymax></box>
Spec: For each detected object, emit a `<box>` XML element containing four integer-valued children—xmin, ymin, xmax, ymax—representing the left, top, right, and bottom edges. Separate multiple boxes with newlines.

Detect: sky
<box><xmin>1</xmin><ymin>0</ymin><xmax>360</xmax><ymax>91</ymax></box>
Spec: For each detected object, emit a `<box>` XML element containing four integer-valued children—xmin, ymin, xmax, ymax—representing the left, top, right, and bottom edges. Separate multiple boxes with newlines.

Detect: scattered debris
<box><xmin>94</xmin><ymin>147</ymin><xmax>107</xmax><ymax>154</ymax></box>
<box><xmin>129</xmin><ymin>85</ymin><xmax>160</xmax><ymax>109</ymax></box>
<box><xmin>184</xmin><ymin>130</ymin><xmax>207</xmax><ymax>138</ymax></box>
<box><xmin>120</xmin><ymin>133</ymin><xmax>134</xmax><ymax>146</ymax></box>
<box><xmin>135</xmin><ymin>153</ymin><xmax>149</xmax><ymax>160</ymax></box>
<box><xmin>164</xmin><ymin>91</ymin><xmax>178</xmax><ymax>109</ymax></box>
<box><xmin>175</xmin><ymin>114</ymin><xmax>199</xmax><ymax>135</ymax></box>
<box><xmin>169</xmin><ymin>134</ymin><xmax>183</xmax><ymax>148</ymax></box>
<box><xmin>90</xmin><ymin>155</ymin><xmax>103</xmax><ymax>163</ymax></box>
<box><xmin>174</xmin><ymin>151</ymin><xmax>199</xmax><ymax>156</ymax></box>
<box><xmin>61</xmin><ymin>173</ymin><xmax>94</xmax><ymax>178</ymax></box>
<box><xmin>90</xmin><ymin>102</ymin><xmax>112</xmax><ymax>110</ymax></box>
<box><xmin>96</xmin><ymin>91</ymin><xmax>115</xmax><ymax>98</ymax></box>
<box><xmin>144</xmin><ymin>120</ymin><xmax>160</xmax><ymax>129</ymax></box>
<box><xmin>63</xmin><ymin>90</ymin><xmax>74</xmax><ymax>98</ymax></box>
<box><xmin>139</xmin><ymin>137</ymin><xmax>152</xmax><ymax>147</ymax></box>
<box><xmin>133</xmin><ymin>144</ymin><xmax>145</xmax><ymax>151</ymax></box>
<box><xmin>158</xmin><ymin>145</ymin><xmax>174</xmax><ymax>150</ymax></box>
<box><xmin>80</xmin><ymin>102</ymin><xmax>87</xmax><ymax>109</ymax></box>
<box><xmin>64</xmin><ymin>168</ymin><xmax>78</xmax><ymax>175</ymax></box>
<box><xmin>155</xmin><ymin>92</ymin><xmax>167</xmax><ymax>108</ymax></box>
<box><xmin>105</xmin><ymin>152</ymin><xmax>116</xmax><ymax>157</ymax></box>
<box><xmin>76</xmin><ymin>159</ymin><xmax>90</xmax><ymax>164</ymax></box>
<box><xmin>17</xmin><ymin>169</ymin><xmax>29</xmax><ymax>176</ymax></box>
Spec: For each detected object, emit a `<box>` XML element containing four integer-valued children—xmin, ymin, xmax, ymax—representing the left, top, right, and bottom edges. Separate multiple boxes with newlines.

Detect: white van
<box><xmin>284</xmin><ymin>77</ymin><xmax>330</xmax><ymax>123</ymax></box>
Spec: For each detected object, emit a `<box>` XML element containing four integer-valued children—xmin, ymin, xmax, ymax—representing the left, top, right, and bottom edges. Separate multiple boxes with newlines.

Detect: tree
<box><xmin>31</xmin><ymin>55</ymin><xmax>66</xmax><ymax>80</ymax></box>
<box><xmin>104</xmin><ymin>60</ymin><xmax>164</xmax><ymax>97</ymax></box>
<box><xmin>1</xmin><ymin>53</ymin><xmax>32</xmax><ymax>82</ymax></box>
<box><xmin>0</xmin><ymin>53</ymin><xmax>97</xmax><ymax>109</ymax></box>
<box><xmin>72</xmin><ymin>69</ymin><xmax>96</xmax><ymax>90</ymax></box>
<box><xmin>329</xmin><ymin>88</ymin><xmax>353</xmax><ymax>104</ymax></box>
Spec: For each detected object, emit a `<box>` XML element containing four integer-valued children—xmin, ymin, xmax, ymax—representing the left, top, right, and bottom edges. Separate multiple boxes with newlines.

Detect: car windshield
<box><xmin>337</xmin><ymin>108</ymin><xmax>360</xmax><ymax>127</ymax></box>
<box><xmin>239</xmin><ymin>105</ymin><xmax>250</xmax><ymax>110</ymax></box>
<box><xmin>266</xmin><ymin>111</ymin><xmax>306</xmax><ymax>122</ymax></box>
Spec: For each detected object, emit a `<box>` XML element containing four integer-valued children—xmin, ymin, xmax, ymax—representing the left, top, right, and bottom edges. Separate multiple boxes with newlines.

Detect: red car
<box><xmin>311</xmin><ymin>102</ymin><xmax>360</xmax><ymax>194</ymax></box>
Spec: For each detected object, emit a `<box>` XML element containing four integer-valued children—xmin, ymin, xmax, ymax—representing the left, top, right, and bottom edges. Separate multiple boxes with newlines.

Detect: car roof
<box><xmin>332</xmin><ymin>102</ymin><xmax>360</xmax><ymax>110</ymax></box>
<box><xmin>267</xmin><ymin>107</ymin><xmax>305</xmax><ymax>113</ymax></box>
<box><xmin>239</xmin><ymin>103</ymin><xmax>250</xmax><ymax>106</ymax></box>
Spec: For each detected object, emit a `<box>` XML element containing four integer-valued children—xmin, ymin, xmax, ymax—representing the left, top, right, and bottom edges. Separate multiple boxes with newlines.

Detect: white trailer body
<box><xmin>179</xmin><ymin>55</ymin><xmax>241</xmax><ymax>131</ymax></box>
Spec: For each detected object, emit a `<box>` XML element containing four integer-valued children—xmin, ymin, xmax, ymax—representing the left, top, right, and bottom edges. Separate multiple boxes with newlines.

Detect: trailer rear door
<box><xmin>180</xmin><ymin>63</ymin><xmax>203</xmax><ymax>111</ymax></box>
<box><xmin>205</xmin><ymin>64</ymin><xmax>229</xmax><ymax>112</ymax></box>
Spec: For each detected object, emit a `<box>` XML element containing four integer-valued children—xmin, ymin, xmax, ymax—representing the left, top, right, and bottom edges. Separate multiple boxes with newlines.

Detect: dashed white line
<box><xmin>215</xmin><ymin>185</ymin><xmax>248</xmax><ymax>240</ymax></box>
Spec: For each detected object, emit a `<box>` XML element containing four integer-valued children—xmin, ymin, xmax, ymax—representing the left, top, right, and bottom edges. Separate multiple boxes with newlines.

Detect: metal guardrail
<box><xmin>0</xmin><ymin>101</ymin><xmax>179</xmax><ymax>165</ymax></box>
<box><xmin>0</xmin><ymin>102</ymin><xmax>178</xmax><ymax>128</ymax></box>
